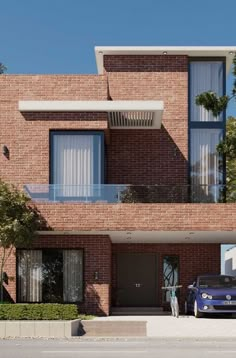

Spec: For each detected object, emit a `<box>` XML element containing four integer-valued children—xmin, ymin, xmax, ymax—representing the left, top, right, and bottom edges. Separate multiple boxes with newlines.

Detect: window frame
<box><xmin>16</xmin><ymin>248</ymin><xmax>85</xmax><ymax>304</ymax></box>
<box><xmin>188</xmin><ymin>57</ymin><xmax>226</xmax><ymax>195</ymax></box>
<box><xmin>162</xmin><ymin>255</ymin><xmax>180</xmax><ymax>304</ymax></box>
<box><xmin>49</xmin><ymin>130</ymin><xmax>105</xmax><ymax>186</ymax></box>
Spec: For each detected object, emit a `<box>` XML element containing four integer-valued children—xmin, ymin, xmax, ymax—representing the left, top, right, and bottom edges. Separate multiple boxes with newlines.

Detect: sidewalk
<box><xmin>93</xmin><ymin>315</ymin><xmax>236</xmax><ymax>338</ymax></box>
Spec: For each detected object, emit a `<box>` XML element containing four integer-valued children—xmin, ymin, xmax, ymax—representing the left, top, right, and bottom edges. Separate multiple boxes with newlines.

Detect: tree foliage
<box><xmin>0</xmin><ymin>180</ymin><xmax>42</xmax><ymax>301</ymax></box>
<box><xmin>196</xmin><ymin>54</ymin><xmax>236</xmax><ymax>116</ymax></box>
<box><xmin>217</xmin><ymin>117</ymin><xmax>236</xmax><ymax>201</ymax></box>
<box><xmin>0</xmin><ymin>63</ymin><xmax>7</xmax><ymax>74</ymax></box>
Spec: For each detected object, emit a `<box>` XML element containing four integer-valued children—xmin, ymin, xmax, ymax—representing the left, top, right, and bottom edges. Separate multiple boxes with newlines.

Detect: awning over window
<box><xmin>18</xmin><ymin>100</ymin><xmax>164</xmax><ymax>129</ymax></box>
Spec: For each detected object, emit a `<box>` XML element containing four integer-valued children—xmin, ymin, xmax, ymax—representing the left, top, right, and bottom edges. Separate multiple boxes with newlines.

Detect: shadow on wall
<box><xmin>84</xmin><ymin>284</ymin><xmax>107</xmax><ymax>316</ymax></box>
<box><xmin>3</xmin><ymin>206</ymin><xmax>51</xmax><ymax>303</ymax></box>
<box><xmin>107</xmin><ymin>127</ymin><xmax>188</xmax><ymax>187</ymax></box>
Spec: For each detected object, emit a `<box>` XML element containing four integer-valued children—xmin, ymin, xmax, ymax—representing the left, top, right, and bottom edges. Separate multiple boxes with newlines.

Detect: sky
<box><xmin>0</xmin><ymin>0</ymin><xmax>236</xmax><ymax>271</ymax></box>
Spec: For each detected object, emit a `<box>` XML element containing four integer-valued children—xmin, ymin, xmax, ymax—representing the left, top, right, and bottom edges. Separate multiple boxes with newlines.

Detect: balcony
<box><xmin>24</xmin><ymin>184</ymin><xmax>232</xmax><ymax>204</ymax></box>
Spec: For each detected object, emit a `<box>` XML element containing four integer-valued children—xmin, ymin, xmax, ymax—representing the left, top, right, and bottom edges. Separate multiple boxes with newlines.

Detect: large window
<box><xmin>189</xmin><ymin>59</ymin><xmax>225</xmax><ymax>202</ymax></box>
<box><xmin>190</xmin><ymin>61</ymin><xmax>224</xmax><ymax>122</ymax></box>
<box><xmin>17</xmin><ymin>249</ymin><xmax>83</xmax><ymax>303</ymax></box>
<box><xmin>190</xmin><ymin>128</ymin><xmax>223</xmax><ymax>202</ymax></box>
<box><xmin>50</xmin><ymin>131</ymin><xmax>104</xmax><ymax>198</ymax></box>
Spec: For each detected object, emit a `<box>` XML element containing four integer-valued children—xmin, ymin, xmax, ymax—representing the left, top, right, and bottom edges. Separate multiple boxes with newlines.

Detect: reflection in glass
<box><xmin>163</xmin><ymin>256</ymin><xmax>179</xmax><ymax>302</ymax></box>
<box><xmin>190</xmin><ymin>61</ymin><xmax>224</xmax><ymax>122</ymax></box>
<box><xmin>17</xmin><ymin>249</ymin><xmax>83</xmax><ymax>303</ymax></box>
<box><xmin>190</xmin><ymin>129</ymin><xmax>223</xmax><ymax>202</ymax></box>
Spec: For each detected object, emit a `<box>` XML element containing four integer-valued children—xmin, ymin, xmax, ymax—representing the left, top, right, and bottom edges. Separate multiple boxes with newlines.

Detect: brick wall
<box><xmin>0</xmin><ymin>55</ymin><xmax>188</xmax><ymax>188</ymax></box>
<box><xmin>36</xmin><ymin>202</ymin><xmax>236</xmax><ymax>232</ymax></box>
<box><xmin>105</xmin><ymin>55</ymin><xmax>188</xmax><ymax>185</ymax></box>
<box><xmin>3</xmin><ymin>240</ymin><xmax>220</xmax><ymax>314</ymax></box>
<box><xmin>112</xmin><ymin>243</ymin><xmax>221</xmax><ymax>310</ymax></box>
<box><xmin>0</xmin><ymin>75</ymin><xmax>108</xmax><ymax>186</ymax></box>
<box><xmin>3</xmin><ymin>235</ymin><xmax>112</xmax><ymax>316</ymax></box>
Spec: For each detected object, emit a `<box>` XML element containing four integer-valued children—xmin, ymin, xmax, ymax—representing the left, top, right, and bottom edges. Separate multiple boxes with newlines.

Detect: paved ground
<box><xmin>94</xmin><ymin>314</ymin><xmax>236</xmax><ymax>337</ymax></box>
<box><xmin>1</xmin><ymin>338</ymin><xmax>236</xmax><ymax>358</ymax></box>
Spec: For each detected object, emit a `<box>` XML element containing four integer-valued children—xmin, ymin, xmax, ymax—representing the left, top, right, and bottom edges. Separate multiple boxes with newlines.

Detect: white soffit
<box><xmin>95</xmin><ymin>46</ymin><xmax>236</xmax><ymax>74</ymax></box>
<box><xmin>18</xmin><ymin>100</ymin><xmax>164</xmax><ymax>129</ymax></box>
<box><xmin>38</xmin><ymin>230</ymin><xmax>236</xmax><ymax>244</ymax></box>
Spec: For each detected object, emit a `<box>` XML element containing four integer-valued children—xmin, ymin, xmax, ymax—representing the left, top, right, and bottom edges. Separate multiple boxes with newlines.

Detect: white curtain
<box><xmin>190</xmin><ymin>61</ymin><xmax>223</xmax><ymax>122</ymax></box>
<box><xmin>63</xmin><ymin>250</ymin><xmax>83</xmax><ymax>302</ymax></box>
<box><xmin>18</xmin><ymin>250</ymin><xmax>42</xmax><ymax>302</ymax></box>
<box><xmin>191</xmin><ymin>129</ymin><xmax>223</xmax><ymax>202</ymax></box>
<box><xmin>53</xmin><ymin>134</ymin><xmax>99</xmax><ymax>197</ymax></box>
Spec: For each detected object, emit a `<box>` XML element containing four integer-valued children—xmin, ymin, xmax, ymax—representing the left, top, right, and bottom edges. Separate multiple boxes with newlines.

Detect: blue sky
<box><xmin>1</xmin><ymin>0</ymin><xmax>236</xmax><ymax>270</ymax></box>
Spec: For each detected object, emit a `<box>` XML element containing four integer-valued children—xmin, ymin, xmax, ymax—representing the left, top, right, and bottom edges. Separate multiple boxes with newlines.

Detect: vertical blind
<box><xmin>52</xmin><ymin>134</ymin><xmax>102</xmax><ymax>197</ymax></box>
<box><xmin>190</xmin><ymin>129</ymin><xmax>223</xmax><ymax>202</ymax></box>
<box><xmin>18</xmin><ymin>250</ymin><xmax>42</xmax><ymax>302</ymax></box>
<box><xmin>190</xmin><ymin>61</ymin><xmax>223</xmax><ymax>122</ymax></box>
<box><xmin>63</xmin><ymin>250</ymin><xmax>83</xmax><ymax>302</ymax></box>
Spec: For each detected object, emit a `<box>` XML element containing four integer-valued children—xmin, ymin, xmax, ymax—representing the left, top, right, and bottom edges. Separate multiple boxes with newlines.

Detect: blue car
<box><xmin>185</xmin><ymin>275</ymin><xmax>236</xmax><ymax>318</ymax></box>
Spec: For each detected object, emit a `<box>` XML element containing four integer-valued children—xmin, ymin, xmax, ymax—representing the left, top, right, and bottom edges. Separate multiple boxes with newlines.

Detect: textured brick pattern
<box><xmin>0</xmin><ymin>55</ymin><xmax>226</xmax><ymax>315</ymax></box>
<box><xmin>0</xmin><ymin>75</ymin><xmax>108</xmax><ymax>186</ymax></box>
<box><xmin>4</xmin><ymin>236</ymin><xmax>111</xmax><ymax>316</ymax></box>
<box><xmin>36</xmin><ymin>202</ymin><xmax>236</xmax><ymax>232</ymax></box>
<box><xmin>106</xmin><ymin>55</ymin><xmax>188</xmax><ymax>185</ymax></box>
<box><xmin>112</xmin><ymin>243</ymin><xmax>221</xmax><ymax>310</ymax></box>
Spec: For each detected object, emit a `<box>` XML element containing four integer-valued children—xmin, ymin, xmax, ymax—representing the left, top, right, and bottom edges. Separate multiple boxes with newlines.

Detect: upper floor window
<box><xmin>50</xmin><ymin>131</ymin><xmax>104</xmax><ymax>198</ymax></box>
<box><xmin>190</xmin><ymin>61</ymin><xmax>224</xmax><ymax>122</ymax></box>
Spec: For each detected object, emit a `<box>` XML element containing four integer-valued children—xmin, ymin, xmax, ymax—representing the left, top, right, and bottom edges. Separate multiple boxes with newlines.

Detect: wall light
<box><xmin>94</xmin><ymin>271</ymin><xmax>99</xmax><ymax>281</ymax></box>
<box><xmin>163</xmin><ymin>51</ymin><xmax>168</xmax><ymax>55</ymax></box>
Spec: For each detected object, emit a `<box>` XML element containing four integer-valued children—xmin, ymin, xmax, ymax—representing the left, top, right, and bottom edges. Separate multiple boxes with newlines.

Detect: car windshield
<box><xmin>199</xmin><ymin>276</ymin><xmax>236</xmax><ymax>289</ymax></box>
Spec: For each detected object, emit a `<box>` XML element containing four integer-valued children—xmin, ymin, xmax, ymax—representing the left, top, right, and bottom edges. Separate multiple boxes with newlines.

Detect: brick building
<box><xmin>1</xmin><ymin>46</ymin><xmax>236</xmax><ymax>315</ymax></box>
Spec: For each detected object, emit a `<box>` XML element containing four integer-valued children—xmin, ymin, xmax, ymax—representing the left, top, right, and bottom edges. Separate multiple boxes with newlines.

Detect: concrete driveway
<box><xmin>94</xmin><ymin>315</ymin><xmax>236</xmax><ymax>338</ymax></box>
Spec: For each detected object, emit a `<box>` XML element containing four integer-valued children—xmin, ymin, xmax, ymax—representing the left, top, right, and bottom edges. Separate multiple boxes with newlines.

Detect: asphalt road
<box><xmin>1</xmin><ymin>338</ymin><xmax>236</xmax><ymax>358</ymax></box>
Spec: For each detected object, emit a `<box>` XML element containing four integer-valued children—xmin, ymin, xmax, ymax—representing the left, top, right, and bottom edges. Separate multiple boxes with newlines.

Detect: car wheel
<box><xmin>194</xmin><ymin>300</ymin><xmax>203</xmax><ymax>318</ymax></box>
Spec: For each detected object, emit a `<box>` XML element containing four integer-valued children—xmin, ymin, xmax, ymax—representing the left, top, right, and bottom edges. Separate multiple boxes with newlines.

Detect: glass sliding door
<box><xmin>51</xmin><ymin>131</ymin><xmax>104</xmax><ymax>199</ymax></box>
<box><xmin>17</xmin><ymin>249</ymin><xmax>83</xmax><ymax>303</ymax></box>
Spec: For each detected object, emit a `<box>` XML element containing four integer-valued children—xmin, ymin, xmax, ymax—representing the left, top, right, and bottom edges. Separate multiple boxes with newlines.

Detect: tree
<box><xmin>217</xmin><ymin>117</ymin><xmax>236</xmax><ymax>202</ymax></box>
<box><xmin>0</xmin><ymin>180</ymin><xmax>42</xmax><ymax>302</ymax></box>
<box><xmin>196</xmin><ymin>55</ymin><xmax>236</xmax><ymax>116</ymax></box>
<box><xmin>0</xmin><ymin>63</ymin><xmax>7</xmax><ymax>74</ymax></box>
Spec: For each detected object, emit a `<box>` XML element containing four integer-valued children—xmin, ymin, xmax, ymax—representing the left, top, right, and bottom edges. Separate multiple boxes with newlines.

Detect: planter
<box><xmin>0</xmin><ymin>319</ymin><xmax>81</xmax><ymax>338</ymax></box>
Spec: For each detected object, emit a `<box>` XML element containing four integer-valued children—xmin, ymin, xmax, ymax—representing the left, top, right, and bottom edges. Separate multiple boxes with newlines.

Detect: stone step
<box><xmin>111</xmin><ymin>306</ymin><xmax>168</xmax><ymax>315</ymax></box>
<box><xmin>79</xmin><ymin>320</ymin><xmax>147</xmax><ymax>337</ymax></box>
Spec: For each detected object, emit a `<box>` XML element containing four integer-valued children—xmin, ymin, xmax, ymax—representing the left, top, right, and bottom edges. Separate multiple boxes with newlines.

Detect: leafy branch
<box><xmin>196</xmin><ymin>54</ymin><xmax>236</xmax><ymax>117</ymax></box>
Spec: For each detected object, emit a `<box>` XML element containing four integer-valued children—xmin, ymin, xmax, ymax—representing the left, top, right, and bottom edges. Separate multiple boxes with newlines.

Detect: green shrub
<box><xmin>0</xmin><ymin>304</ymin><xmax>78</xmax><ymax>320</ymax></box>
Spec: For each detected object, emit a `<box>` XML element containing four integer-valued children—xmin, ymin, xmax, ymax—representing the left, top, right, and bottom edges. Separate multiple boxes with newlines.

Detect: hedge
<box><xmin>0</xmin><ymin>304</ymin><xmax>78</xmax><ymax>320</ymax></box>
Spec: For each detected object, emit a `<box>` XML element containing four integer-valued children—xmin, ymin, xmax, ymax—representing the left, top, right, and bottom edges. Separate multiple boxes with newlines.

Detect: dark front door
<box><xmin>116</xmin><ymin>253</ymin><xmax>158</xmax><ymax>307</ymax></box>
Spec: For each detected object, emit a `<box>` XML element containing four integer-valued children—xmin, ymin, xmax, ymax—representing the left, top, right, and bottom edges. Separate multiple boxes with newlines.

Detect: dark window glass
<box><xmin>42</xmin><ymin>250</ymin><xmax>63</xmax><ymax>303</ymax></box>
<box><xmin>163</xmin><ymin>256</ymin><xmax>179</xmax><ymax>302</ymax></box>
<box><xmin>199</xmin><ymin>276</ymin><xmax>236</xmax><ymax>289</ymax></box>
<box><xmin>17</xmin><ymin>249</ymin><xmax>83</xmax><ymax>303</ymax></box>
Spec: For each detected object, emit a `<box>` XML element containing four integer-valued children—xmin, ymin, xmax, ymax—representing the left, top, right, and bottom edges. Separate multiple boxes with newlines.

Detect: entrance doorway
<box><xmin>116</xmin><ymin>253</ymin><xmax>158</xmax><ymax>306</ymax></box>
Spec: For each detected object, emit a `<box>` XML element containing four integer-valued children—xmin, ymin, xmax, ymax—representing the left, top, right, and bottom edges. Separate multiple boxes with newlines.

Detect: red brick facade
<box><xmin>0</xmin><ymin>53</ymin><xmax>230</xmax><ymax>315</ymax></box>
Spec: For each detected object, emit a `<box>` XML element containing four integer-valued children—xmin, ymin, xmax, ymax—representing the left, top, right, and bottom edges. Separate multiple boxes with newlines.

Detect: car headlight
<box><xmin>201</xmin><ymin>293</ymin><xmax>212</xmax><ymax>299</ymax></box>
